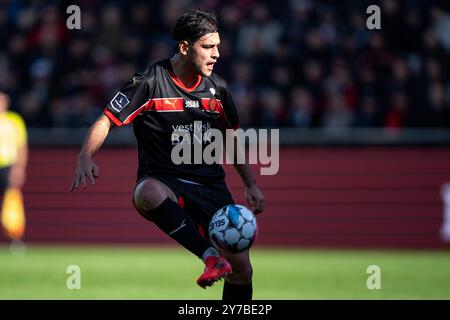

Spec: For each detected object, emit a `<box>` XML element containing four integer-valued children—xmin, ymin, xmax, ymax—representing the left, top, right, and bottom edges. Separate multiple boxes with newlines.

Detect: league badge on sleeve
<box><xmin>110</xmin><ymin>92</ymin><xmax>130</xmax><ymax>112</ymax></box>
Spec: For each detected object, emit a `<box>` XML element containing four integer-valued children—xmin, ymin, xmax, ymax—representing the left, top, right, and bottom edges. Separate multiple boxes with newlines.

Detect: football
<box><xmin>209</xmin><ymin>204</ymin><xmax>258</xmax><ymax>253</ymax></box>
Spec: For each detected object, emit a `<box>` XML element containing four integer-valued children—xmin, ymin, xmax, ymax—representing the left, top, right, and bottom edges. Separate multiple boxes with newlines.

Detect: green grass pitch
<box><xmin>1</xmin><ymin>245</ymin><xmax>449</xmax><ymax>299</ymax></box>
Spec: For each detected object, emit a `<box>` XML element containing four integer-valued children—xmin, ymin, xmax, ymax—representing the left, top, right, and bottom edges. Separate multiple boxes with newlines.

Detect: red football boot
<box><xmin>197</xmin><ymin>256</ymin><xmax>232</xmax><ymax>289</ymax></box>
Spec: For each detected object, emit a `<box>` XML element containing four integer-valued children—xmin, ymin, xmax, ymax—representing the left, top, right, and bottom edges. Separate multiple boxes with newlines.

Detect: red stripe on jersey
<box><xmin>147</xmin><ymin>98</ymin><xmax>184</xmax><ymax>112</ymax></box>
<box><xmin>123</xmin><ymin>101</ymin><xmax>149</xmax><ymax>124</ymax></box>
<box><xmin>104</xmin><ymin>108</ymin><xmax>123</xmax><ymax>127</ymax></box>
<box><xmin>201</xmin><ymin>98</ymin><xmax>223</xmax><ymax>114</ymax></box>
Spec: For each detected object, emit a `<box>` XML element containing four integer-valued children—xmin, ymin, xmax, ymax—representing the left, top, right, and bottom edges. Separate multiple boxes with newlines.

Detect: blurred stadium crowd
<box><xmin>0</xmin><ymin>0</ymin><xmax>450</xmax><ymax>128</ymax></box>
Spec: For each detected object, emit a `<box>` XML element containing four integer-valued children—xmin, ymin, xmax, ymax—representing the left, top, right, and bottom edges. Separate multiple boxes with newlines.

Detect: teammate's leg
<box><xmin>221</xmin><ymin>250</ymin><xmax>253</xmax><ymax>300</ymax></box>
<box><xmin>0</xmin><ymin>167</ymin><xmax>10</xmax><ymax>235</ymax></box>
<box><xmin>133</xmin><ymin>178</ymin><xmax>219</xmax><ymax>260</ymax></box>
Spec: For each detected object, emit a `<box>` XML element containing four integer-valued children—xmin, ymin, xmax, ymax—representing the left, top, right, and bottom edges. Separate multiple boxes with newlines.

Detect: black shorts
<box><xmin>133</xmin><ymin>174</ymin><xmax>235</xmax><ymax>239</ymax></box>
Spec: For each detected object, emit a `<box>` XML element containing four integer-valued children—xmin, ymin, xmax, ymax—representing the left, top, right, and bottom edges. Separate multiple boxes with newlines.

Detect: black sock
<box><xmin>146</xmin><ymin>198</ymin><xmax>211</xmax><ymax>259</ymax></box>
<box><xmin>222</xmin><ymin>281</ymin><xmax>253</xmax><ymax>300</ymax></box>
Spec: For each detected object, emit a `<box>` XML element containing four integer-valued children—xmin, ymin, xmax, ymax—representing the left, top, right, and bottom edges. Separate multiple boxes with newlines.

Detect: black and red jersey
<box><xmin>104</xmin><ymin>59</ymin><xmax>240</xmax><ymax>184</ymax></box>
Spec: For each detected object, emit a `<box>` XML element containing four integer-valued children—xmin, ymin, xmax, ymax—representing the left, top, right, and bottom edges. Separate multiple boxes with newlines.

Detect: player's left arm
<box><xmin>222</xmin><ymin>129</ymin><xmax>265</xmax><ymax>214</ymax></box>
<box><xmin>233</xmin><ymin>162</ymin><xmax>265</xmax><ymax>215</ymax></box>
<box><xmin>217</xmin><ymin>78</ymin><xmax>265</xmax><ymax>214</ymax></box>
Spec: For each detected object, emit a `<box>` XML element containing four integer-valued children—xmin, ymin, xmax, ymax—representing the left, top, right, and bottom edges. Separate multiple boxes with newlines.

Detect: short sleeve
<box><xmin>104</xmin><ymin>73</ymin><xmax>150</xmax><ymax>126</ymax></box>
<box><xmin>218</xmin><ymin>83</ymin><xmax>240</xmax><ymax>130</ymax></box>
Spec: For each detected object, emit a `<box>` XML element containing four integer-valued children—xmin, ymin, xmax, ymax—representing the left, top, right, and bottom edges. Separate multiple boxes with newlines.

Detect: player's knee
<box><xmin>134</xmin><ymin>189</ymin><xmax>165</xmax><ymax>212</ymax></box>
<box><xmin>133</xmin><ymin>179</ymin><xmax>176</xmax><ymax>212</ymax></box>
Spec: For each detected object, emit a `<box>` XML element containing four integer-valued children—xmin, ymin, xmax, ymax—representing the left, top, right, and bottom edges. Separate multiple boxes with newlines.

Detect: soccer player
<box><xmin>0</xmin><ymin>91</ymin><xmax>28</xmax><ymax>241</ymax></box>
<box><xmin>71</xmin><ymin>10</ymin><xmax>265</xmax><ymax>300</ymax></box>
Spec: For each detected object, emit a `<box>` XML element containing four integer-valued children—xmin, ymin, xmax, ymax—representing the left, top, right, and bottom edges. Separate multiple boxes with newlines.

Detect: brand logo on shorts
<box><xmin>110</xmin><ymin>92</ymin><xmax>129</xmax><ymax>112</ymax></box>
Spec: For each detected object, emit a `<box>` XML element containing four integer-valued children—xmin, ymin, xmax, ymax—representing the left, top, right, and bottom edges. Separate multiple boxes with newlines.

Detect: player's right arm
<box><xmin>70</xmin><ymin>114</ymin><xmax>115</xmax><ymax>191</ymax></box>
<box><xmin>70</xmin><ymin>71</ymin><xmax>152</xmax><ymax>191</ymax></box>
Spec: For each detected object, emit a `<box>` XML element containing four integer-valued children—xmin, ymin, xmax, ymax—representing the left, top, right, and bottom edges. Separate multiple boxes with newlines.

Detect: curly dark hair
<box><xmin>171</xmin><ymin>9</ymin><xmax>219</xmax><ymax>52</ymax></box>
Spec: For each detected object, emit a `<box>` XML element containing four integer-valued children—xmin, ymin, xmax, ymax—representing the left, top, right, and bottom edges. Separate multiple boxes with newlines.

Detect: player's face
<box><xmin>188</xmin><ymin>33</ymin><xmax>220</xmax><ymax>77</ymax></box>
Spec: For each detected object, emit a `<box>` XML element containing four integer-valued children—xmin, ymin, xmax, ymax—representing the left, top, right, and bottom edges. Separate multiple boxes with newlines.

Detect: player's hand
<box><xmin>70</xmin><ymin>156</ymin><xmax>99</xmax><ymax>191</ymax></box>
<box><xmin>245</xmin><ymin>184</ymin><xmax>265</xmax><ymax>215</ymax></box>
